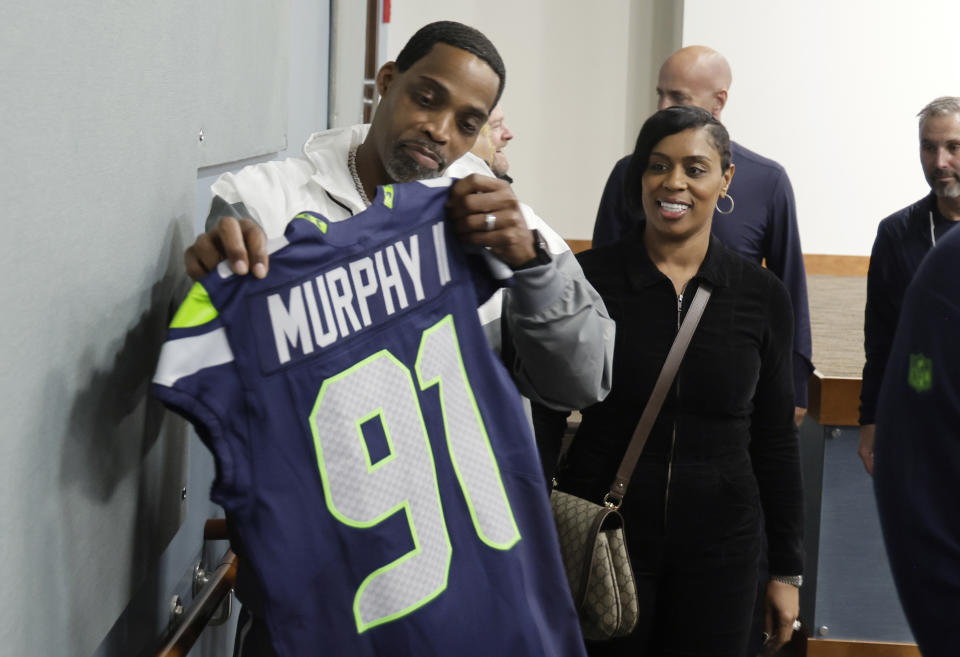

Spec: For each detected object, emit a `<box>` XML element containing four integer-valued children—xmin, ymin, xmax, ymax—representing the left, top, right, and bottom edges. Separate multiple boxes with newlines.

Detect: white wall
<box><xmin>683</xmin><ymin>0</ymin><xmax>960</xmax><ymax>256</ymax></box>
<box><xmin>384</xmin><ymin>1</ymin><xmax>681</xmax><ymax>240</ymax></box>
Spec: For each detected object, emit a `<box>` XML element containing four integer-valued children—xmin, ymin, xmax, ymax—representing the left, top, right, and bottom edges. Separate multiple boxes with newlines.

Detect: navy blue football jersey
<box><xmin>153</xmin><ymin>180</ymin><xmax>586</xmax><ymax>657</ymax></box>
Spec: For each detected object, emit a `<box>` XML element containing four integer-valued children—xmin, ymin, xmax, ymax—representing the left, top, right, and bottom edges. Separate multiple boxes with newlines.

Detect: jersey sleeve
<box><xmin>748</xmin><ymin>274</ymin><xmax>804</xmax><ymax>577</ymax></box>
<box><xmin>591</xmin><ymin>156</ymin><xmax>633</xmax><ymax>247</ymax></box>
<box><xmin>498</xmin><ymin>204</ymin><xmax>615</xmax><ymax>411</ymax></box>
<box><xmin>860</xmin><ymin>222</ymin><xmax>900</xmax><ymax>425</ymax></box>
<box><xmin>152</xmin><ymin>282</ymin><xmax>251</xmax><ymax>509</ymax></box>
<box><xmin>761</xmin><ymin>169</ymin><xmax>812</xmax><ymax>408</ymax></box>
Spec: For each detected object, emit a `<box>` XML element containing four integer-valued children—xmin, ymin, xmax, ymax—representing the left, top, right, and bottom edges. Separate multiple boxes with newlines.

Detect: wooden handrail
<box><xmin>204</xmin><ymin>518</ymin><xmax>228</xmax><ymax>541</ymax></box>
<box><xmin>153</xmin><ymin>549</ymin><xmax>238</xmax><ymax>657</ymax></box>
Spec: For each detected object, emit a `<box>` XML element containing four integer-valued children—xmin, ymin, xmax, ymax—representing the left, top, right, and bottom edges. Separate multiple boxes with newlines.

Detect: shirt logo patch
<box><xmin>908</xmin><ymin>353</ymin><xmax>933</xmax><ymax>393</ymax></box>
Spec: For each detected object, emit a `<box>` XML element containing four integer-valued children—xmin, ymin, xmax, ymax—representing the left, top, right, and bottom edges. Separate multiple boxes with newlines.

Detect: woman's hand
<box><xmin>761</xmin><ymin>579</ymin><xmax>799</xmax><ymax>655</ymax></box>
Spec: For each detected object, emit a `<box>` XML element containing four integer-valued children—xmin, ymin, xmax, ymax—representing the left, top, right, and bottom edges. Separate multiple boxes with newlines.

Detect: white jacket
<box><xmin>209</xmin><ymin>125</ymin><xmax>613</xmax><ymax>410</ymax></box>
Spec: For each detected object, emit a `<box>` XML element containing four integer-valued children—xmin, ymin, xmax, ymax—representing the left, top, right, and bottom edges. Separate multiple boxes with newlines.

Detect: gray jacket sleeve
<box><xmin>204</xmin><ymin>195</ymin><xmax>258</xmax><ymax>232</ymax></box>
<box><xmin>498</xmin><ymin>248</ymin><xmax>615</xmax><ymax>411</ymax></box>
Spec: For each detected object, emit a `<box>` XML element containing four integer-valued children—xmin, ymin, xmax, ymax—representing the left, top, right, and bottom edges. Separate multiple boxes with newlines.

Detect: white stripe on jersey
<box><xmin>416</xmin><ymin>177</ymin><xmax>454</xmax><ymax>188</ymax></box>
<box><xmin>153</xmin><ymin>328</ymin><xmax>235</xmax><ymax>386</ymax></box>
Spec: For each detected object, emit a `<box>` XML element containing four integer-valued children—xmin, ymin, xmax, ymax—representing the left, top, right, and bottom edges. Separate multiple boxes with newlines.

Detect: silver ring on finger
<box><xmin>484</xmin><ymin>213</ymin><xmax>496</xmax><ymax>231</ymax></box>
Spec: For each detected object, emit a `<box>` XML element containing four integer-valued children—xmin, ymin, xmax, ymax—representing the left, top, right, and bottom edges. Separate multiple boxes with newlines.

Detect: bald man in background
<box><xmin>593</xmin><ymin>46</ymin><xmax>813</xmax><ymax>424</ymax></box>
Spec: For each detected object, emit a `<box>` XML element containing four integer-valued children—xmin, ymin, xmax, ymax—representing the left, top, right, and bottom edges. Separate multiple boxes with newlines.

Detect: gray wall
<box><xmin>0</xmin><ymin>2</ymin><xmax>328</xmax><ymax>655</ymax></box>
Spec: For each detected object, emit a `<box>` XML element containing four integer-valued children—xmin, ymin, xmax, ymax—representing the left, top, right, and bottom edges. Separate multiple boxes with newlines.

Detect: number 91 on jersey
<box><xmin>309</xmin><ymin>315</ymin><xmax>521</xmax><ymax>633</ymax></box>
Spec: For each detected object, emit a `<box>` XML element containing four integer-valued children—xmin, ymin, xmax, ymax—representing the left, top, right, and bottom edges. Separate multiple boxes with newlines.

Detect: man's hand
<box><xmin>445</xmin><ymin>174</ymin><xmax>536</xmax><ymax>268</ymax></box>
<box><xmin>184</xmin><ymin>216</ymin><xmax>269</xmax><ymax>281</ymax></box>
<box><xmin>858</xmin><ymin>423</ymin><xmax>876</xmax><ymax>476</ymax></box>
<box><xmin>761</xmin><ymin>579</ymin><xmax>800</xmax><ymax>655</ymax></box>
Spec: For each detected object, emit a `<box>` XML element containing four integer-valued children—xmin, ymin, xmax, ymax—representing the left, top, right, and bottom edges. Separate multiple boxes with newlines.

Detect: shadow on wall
<box><xmin>56</xmin><ymin>218</ymin><xmax>195</xmax><ymax>656</ymax></box>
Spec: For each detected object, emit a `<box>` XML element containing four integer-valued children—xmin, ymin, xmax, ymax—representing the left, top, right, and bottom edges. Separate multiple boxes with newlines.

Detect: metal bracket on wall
<box><xmin>151</xmin><ymin>520</ymin><xmax>238</xmax><ymax>657</ymax></box>
<box><xmin>193</xmin><ymin>560</ymin><xmax>232</xmax><ymax>626</ymax></box>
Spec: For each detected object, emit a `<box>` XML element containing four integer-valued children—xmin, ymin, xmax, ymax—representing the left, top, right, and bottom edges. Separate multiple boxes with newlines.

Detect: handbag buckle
<box><xmin>602</xmin><ymin>493</ymin><xmax>622</xmax><ymax>510</ymax></box>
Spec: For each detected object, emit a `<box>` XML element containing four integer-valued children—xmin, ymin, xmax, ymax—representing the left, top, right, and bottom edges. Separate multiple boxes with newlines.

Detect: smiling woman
<box><xmin>551</xmin><ymin>106</ymin><xmax>804</xmax><ymax>657</ymax></box>
<box><xmin>626</xmin><ymin>107</ymin><xmax>734</xmax><ymax>292</ymax></box>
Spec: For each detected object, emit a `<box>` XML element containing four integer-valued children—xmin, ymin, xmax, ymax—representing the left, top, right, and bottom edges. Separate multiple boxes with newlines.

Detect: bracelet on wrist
<box><xmin>771</xmin><ymin>574</ymin><xmax>803</xmax><ymax>588</ymax></box>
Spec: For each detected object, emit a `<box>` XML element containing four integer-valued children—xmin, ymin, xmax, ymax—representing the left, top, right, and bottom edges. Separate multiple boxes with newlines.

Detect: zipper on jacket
<box><xmin>664</xmin><ymin>291</ymin><xmax>682</xmax><ymax>524</ymax></box>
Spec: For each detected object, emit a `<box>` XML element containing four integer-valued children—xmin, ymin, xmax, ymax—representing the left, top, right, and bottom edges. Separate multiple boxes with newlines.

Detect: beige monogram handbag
<box><xmin>550</xmin><ymin>489</ymin><xmax>638</xmax><ymax>640</ymax></box>
<box><xmin>551</xmin><ymin>284</ymin><xmax>712</xmax><ymax>642</ymax></box>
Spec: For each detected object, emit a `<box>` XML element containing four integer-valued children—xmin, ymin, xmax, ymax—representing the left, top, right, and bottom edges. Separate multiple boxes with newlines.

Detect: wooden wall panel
<box><xmin>804</xmin><ymin>254</ymin><xmax>870</xmax><ymax>277</ymax></box>
<box><xmin>561</xmin><ymin>244</ymin><xmax>871</xmax><ymax>278</ymax></box>
<box><xmin>807</xmin><ymin>372</ymin><xmax>863</xmax><ymax>426</ymax></box>
<box><xmin>565</xmin><ymin>238</ymin><xmax>593</xmax><ymax>254</ymax></box>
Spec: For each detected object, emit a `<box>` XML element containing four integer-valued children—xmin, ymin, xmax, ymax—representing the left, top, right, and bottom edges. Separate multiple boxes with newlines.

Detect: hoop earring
<box><xmin>716</xmin><ymin>193</ymin><xmax>735</xmax><ymax>215</ymax></box>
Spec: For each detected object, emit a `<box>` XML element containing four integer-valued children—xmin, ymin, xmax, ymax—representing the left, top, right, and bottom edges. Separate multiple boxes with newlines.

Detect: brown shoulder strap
<box><xmin>604</xmin><ymin>283</ymin><xmax>712</xmax><ymax>507</ymax></box>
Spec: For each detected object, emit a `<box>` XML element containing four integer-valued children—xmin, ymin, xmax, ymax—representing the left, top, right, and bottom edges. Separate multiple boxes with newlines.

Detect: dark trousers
<box><xmin>587</xmin><ymin>545</ymin><xmax>760</xmax><ymax>657</ymax></box>
<box><xmin>570</xmin><ymin>461</ymin><xmax>764</xmax><ymax>657</ymax></box>
<box><xmin>746</xmin><ymin>530</ymin><xmax>770</xmax><ymax>656</ymax></box>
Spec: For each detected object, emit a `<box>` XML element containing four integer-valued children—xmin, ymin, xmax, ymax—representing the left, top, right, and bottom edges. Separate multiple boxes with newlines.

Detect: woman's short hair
<box><xmin>625</xmin><ymin>106</ymin><xmax>731</xmax><ymax>216</ymax></box>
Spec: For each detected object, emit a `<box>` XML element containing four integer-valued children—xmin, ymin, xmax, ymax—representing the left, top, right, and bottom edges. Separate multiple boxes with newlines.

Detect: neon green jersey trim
<box><xmin>383</xmin><ymin>185</ymin><xmax>394</xmax><ymax>209</ymax></box>
<box><xmin>295</xmin><ymin>212</ymin><xmax>328</xmax><ymax>233</ymax></box>
<box><xmin>170</xmin><ymin>282</ymin><xmax>218</xmax><ymax>328</ymax></box>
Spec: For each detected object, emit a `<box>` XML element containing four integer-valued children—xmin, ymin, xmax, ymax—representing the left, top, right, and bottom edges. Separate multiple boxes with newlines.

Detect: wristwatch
<box><xmin>515</xmin><ymin>229</ymin><xmax>552</xmax><ymax>270</ymax></box>
<box><xmin>771</xmin><ymin>574</ymin><xmax>803</xmax><ymax>588</ymax></box>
